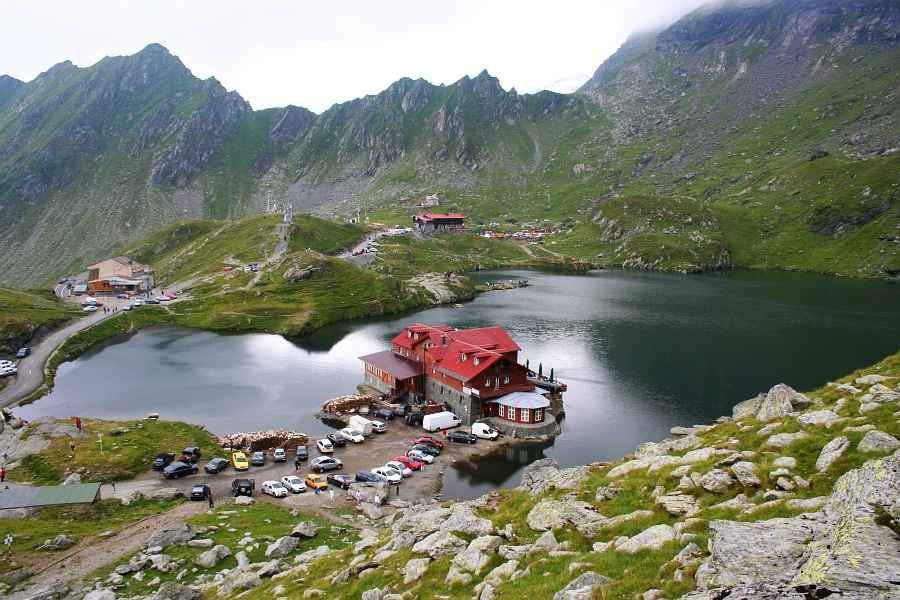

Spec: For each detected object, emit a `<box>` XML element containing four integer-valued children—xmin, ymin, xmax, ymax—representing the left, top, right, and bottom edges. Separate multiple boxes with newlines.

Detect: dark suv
<box><xmin>326</xmin><ymin>432</ymin><xmax>346</xmax><ymax>448</ymax></box>
<box><xmin>152</xmin><ymin>452</ymin><xmax>176</xmax><ymax>471</ymax></box>
<box><xmin>250</xmin><ymin>451</ymin><xmax>266</xmax><ymax>466</ymax></box>
<box><xmin>163</xmin><ymin>461</ymin><xmax>198</xmax><ymax>478</ymax></box>
<box><xmin>232</xmin><ymin>478</ymin><xmax>255</xmax><ymax>497</ymax></box>
<box><xmin>181</xmin><ymin>447</ymin><xmax>202</xmax><ymax>463</ymax></box>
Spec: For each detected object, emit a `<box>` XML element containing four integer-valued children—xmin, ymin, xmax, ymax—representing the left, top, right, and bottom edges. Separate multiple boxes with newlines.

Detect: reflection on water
<box><xmin>18</xmin><ymin>269</ymin><xmax>900</xmax><ymax>499</ymax></box>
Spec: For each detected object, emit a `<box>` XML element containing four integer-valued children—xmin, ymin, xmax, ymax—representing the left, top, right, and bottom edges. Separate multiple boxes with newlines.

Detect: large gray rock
<box><xmin>62</xmin><ymin>472</ymin><xmax>82</xmax><ymax>485</ymax></box>
<box><xmin>857</xmin><ymin>430</ymin><xmax>900</xmax><ymax>453</ymax></box>
<box><xmin>765</xmin><ymin>432</ymin><xmax>808</xmax><ymax>449</ymax></box>
<box><xmin>553</xmin><ymin>571</ymin><xmax>611</xmax><ymax>600</ymax></box>
<box><xmin>815</xmin><ymin>436</ymin><xmax>850</xmax><ymax>472</ymax></box>
<box><xmin>656</xmin><ymin>491</ymin><xmax>700</xmax><ymax>517</ymax></box>
<box><xmin>451</xmin><ymin>535</ymin><xmax>503</xmax><ymax>575</ymax></box>
<box><xmin>695</xmin><ymin>517</ymin><xmax>825</xmax><ymax>589</ymax></box>
<box><xmin>83</xmin><ymin>591</ymin><xmax>115</xmax><ymax>600</ymax></box>
<box><xmin>616</xmin><ymin>524</ymin><xmax>676</xmax><ymax>554</ymax></box>
<box><xmin>348</xmin><ymin>482</ymin><xmax>390</xmax><ymax>505</ymax></box>
<box><xmin>290</xmin><ymin>521</ymin><xmax>318</xmax><ymax>538</ymax></box>
<box><xmin>218</xmin><ymin>569</ymin><xmax>261</xmax><ymax>595</ymax></box>
<box><xmin>797</xmin><ymin>409</ymin><xmax>840</xmax><ymax>426</ymax></box>
<box><xmin>149</xmin><ymin>582</ymin><xmax>200</xmax><ymax>600</ymax></box>
<box><xmin>526</xmin><ymin>498</ymin><xmax>605</xmax><ymax>536</ymax></box>
<box><xmin>147</xmin><ymin>524</ymin><xmax>195</xmax><ymax>549</ymax></box>
<box><xmin>518</xmin><ymin>458</ymin><xmax>591</xmax><ymax>496</ymax></box>
<box><xmin>265</xmin><ymin>535</ymin><xmax>300</xmax><ymax>558</ymax></box>
<box><xmin>732</xmin><ymin>394</ymin><xmax>763</xmax><ymax>420</ymax></box>
<box><xmin>38</xmin><ymin>534</ymin><xmax>75</xmax><ymax>551</ymax></box>
<box><xmin>756</xmin><ymin>384</ymin><xmax>807</xmax><ymax>421</ymax></box>
<box><xmin>730</xmin><ymin>462</ymin><xmax>761</xmax><ymax>487</ymax></box>
<box><xmin>412</xmin><ymin>530</ymin><xmax>467</xmax><ymax>558</ymax></box>
<box><xmin>195</xmin><ymin>544</ymin><xmax>231</xmax><ymax>568</ymax></box>
<box><xmin>699</xmin><ymin>469</ymin><xmax>735</xmax><ymax>493</ymax></box>
<box><xmin>402</xmin><ymin>557</ymin><xmax>431</xmax><ymax>584</ymax></box>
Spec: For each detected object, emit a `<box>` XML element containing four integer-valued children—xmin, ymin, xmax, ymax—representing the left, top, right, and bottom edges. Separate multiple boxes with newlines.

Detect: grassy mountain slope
<box><xmin>0</xmin><ymin>287</ymin><xmax>80</xmax><ymax>355</ymax></box>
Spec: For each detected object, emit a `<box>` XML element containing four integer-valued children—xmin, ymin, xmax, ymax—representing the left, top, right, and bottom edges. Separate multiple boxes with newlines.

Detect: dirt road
<box><xmin>8</xmin><ymin>501</ymin><xmax>208</xmax><ymax>600</ymax></box>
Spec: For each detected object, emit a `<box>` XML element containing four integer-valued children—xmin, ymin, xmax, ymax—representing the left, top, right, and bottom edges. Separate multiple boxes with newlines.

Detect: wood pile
<box><xmin>218</xmin><ymin>430</ymin><xmax>309</xmax><ymax>452</ymax></box>
<box><xmin>320</xmin><ymin>393</ymin><xmax>375</xmax><ymax>415</ymax></box>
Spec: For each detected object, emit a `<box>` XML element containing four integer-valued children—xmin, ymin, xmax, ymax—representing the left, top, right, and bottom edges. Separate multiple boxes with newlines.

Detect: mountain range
<box><xmin>0</xmin><ymin>0</ymin><xmax>898</xmax><ymax>286</ymax></box>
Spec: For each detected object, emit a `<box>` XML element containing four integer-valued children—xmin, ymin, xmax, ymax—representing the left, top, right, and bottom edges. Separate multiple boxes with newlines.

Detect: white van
<box><xmin>472</xmin><ymin>422</ymin><xmax>499</xmax><ymax>440</ymax></box>
<box><xmin>348</xmin><ymin>415</ymin><xmax>374</xmax><ymax>437</ymax></box>
<box><xmin>422</xmin><ymin>411</ymin><xmax>461</xmax><ymax>432</ymax></box>
<box><xmin>369</xmin><ymin>419</ymin><xmax>387</xmax><ymax>434</ymax></box>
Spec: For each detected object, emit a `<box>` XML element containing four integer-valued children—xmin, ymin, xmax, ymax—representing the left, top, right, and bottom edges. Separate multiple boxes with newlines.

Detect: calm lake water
<box><xmin>18</xmin><ymin>269</ymin><xmax>900</xmax><ymax>498</ymax></box>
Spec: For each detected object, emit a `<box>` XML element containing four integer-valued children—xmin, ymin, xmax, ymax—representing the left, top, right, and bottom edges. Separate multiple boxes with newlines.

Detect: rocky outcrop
<box><xmin>815</xmin><ymin>436</ymin><xmax>850</xmax><ymax>472</ymax></box>
<box><xmin>518</xmin><ymin>458</ymin><xmax>591</xmax><ymax>496</ymax></box>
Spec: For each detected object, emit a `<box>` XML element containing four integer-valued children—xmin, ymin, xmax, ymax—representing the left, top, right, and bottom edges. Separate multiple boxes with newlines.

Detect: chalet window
<box><xmin>485</xmin><ymin>378</ymin><xmax>492</xmax><ymax>387</ymax></box>
<box><xmin>521</xmin><ymin>408</ymin><xmax>530</xmax><ymax>422</ymax></box>
<box><xmin>498</xmin><ymin>405</ymin><xmax>505</xmax><ymax>418</ymax></box>
<box><xmin>503</xmin><ymin>375</ymin><xmax>510</xmax><ymax>384</ymax></box>
<box><xmin>407</xmin><ymin>330</ymin><xmax>412</xmax><ymax>338</ymax></box>
<box><xmin>474</xmin><ymin>357</ymin><xmax>480</xmax><ymax>366</ymax></box>
<box><xmin>535</xmin><ymin>409</ymin><xmax>543</xmax><ymax>422</ymax></box>
<box><xmin>461</xmin><ymin>353</ymin><xmax>467</xmax><ymax>362</ymax></box>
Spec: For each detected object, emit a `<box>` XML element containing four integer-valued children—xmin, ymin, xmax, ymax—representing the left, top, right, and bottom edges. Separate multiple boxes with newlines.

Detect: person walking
<box><xmin>314</xmin><ymin>486</ymin><xmax>321</xmax><ymax>497</ymax></box>
<box><xmin>328</xmin><ymin>489</ymin><xmax>335</xmax><ymax>504</ymax></box>
<box><xmin>208</xmin><ymin>492</ymin><xmax>215</xmax><ymax>509</ymax></box>
<box><xmin>0</xmin><ymin>466</ymin><xmax>6</xmax><ymax>483</ymax></box>
<box><xmin>294</xmin><ymin>458</ymin><xmax>301</xmax><ymax>472</ymax></box>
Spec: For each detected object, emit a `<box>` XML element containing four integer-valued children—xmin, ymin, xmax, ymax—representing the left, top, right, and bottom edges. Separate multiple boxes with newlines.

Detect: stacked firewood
<box><xmin>320</xmin><ymin>393</ymin><xmax>375</xmax><ymax>415</ymax></box>
<box><xmin>218</xmin><ymin>429</ymin><xmax>309</xmax><ymax>452</ymax></box>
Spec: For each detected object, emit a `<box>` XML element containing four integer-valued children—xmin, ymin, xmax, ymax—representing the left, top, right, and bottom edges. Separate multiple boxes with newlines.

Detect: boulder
<box><xmin>147</xmin><ymin>524</ymin><xmax>195</xmax><ymax>549</ymax></box>
<box><xmin>218</xmin><ymin>569</ymin><xmax>261</xmax><ymax>595</ymax></box>
<box><xmin>294</xmin><ymin>545</ymin><xmax>333</xmax><ymax>565</ymax></box>
<box><xmin>532</xmin><ymin>530</ymin><xmax>560</xmax><ymax>551</ymax></box>
<box><xmin>38</xmin><ymin>534</ymin><xmax>76</xmax><ymax>551</ymax></box>
<box><xmin>553</xmin><ymin>571</ymin><xmax>611</xmax><ymax>600</ymax></box>
<box><xmin>234</xmin><ymin>495</ymin><xmax>254</xmax><ymax>506</ymax></box>
<box><xmin>360</xmin><ymin>589</ymin><xmax>384</xmax><ymax>600</ymax></box>
<box><xmin>785</xmin><ymin>497</ymin><xmax>829</xmax><ymax>511</ymax></box>
<box><xmin>187</xmin><ymin>538</ymin><xmax>213</xmax><ymax>548</ymax></box>
<box><xmin>348</xmin><ymin>482</ymin><xmax>389</xmax><ymax>505</ymax></box>
<box><xmin>290</xmin><ymin>521</ymin><xmax>318</xmax><ymax>538</ymax></box>
<box><xmin>756</xmin><ymin>384</ymin><xmax>808</xmax><ymax>421</ymax></box>
<box><xmin>360</xmin><ymin>502</ymin><xmax>383</xmax><ymax>520</ymax></box>
<box><xmin>709</xmin><ymin>494</ymin><xmax>755</xmax><ymax>513</ymax></box>
<box><xmin>402</xmin><ymin>557</ymin><xmax>431</xmax><ymax>584</ymax></box>
<box><xmin>772</xmin><ymin>456</ymin><xmax>797</xmax><ymax>469</ymax></box>
<box><xmin>594</xmin><ymin>486</ymin><xmax>620</xmax><ymax>502</ymax></box>
<box><xmin>797</xmin><ymin>410</ymin><xmax>840</xmax><ymax>426</ymax></box>
<box><xmin>732</xmin><ymin>394</ymin><xmax>763</xmax><ymax>419</ymax></box>
<box><xmin>484</xmin><ymin>559</ymin><xmax>519</xmax><ymax>585</ymax></box>
<box><xmin>699</xmin><ymin>469</ymin><xmax>735</xmax><ymax>493</ymax></box>
<box><xmin>265</xmin><ymin>536</ymin><xmax>300</xmax><ymax>559</ymax></box>
<box><xmin>765</xmin><ymin>432</ymin><xmax>808</xmax><ymax>449</ymax></box>
<box><xmin>855</xmin><ymin>374</ymin><xmax>886</xmax><ymax>385</ymax></box>
<box><xmin>83</xmin><ymin>591</ymin><xmax>115</xmax><ymax>600</ymax></box>
<box><xmin>857</xmin><ymin>430</ymin><xmax>900</xmax><ymax>453</ymax></box>
<box><xmin>730</xmin><ymin>462</ymin><xmax>760</xmax><ymax>487</ymax></box>
<box><xmin>451</xmin><ymin>535</ymin><xmax>503</xmax><ymax>574</ymax></box>
<box><xmin>498</xmin><ymin>544</ymin><xmax>530</xmax><ymax>561</ymax></box>
<box><xmin>815</xmin><ymin>436</ymin><xmax>850</xmax><ymax>472</ymax></box>
<box><xmin>616</xmin><ymin>524</ymin><xmax>676</xmax><ymax>553</ymax></box>
<box><xmin>412</xmin><ymin>530</ymin><xmax>466</xmax><ymax>558</ymax></box>
<box><xmin>141</xmin><ymin>488</ymin><xmax>184</xmax><ymax>501</ymax></box>
<box><xmin>149</xmin><ymin>583</ymin><xmax>201</xmax><ymax>600</ymax></box>
<box><xmin>600</xmin><ymin>509</ymin><xmax>654</xmax><ymax>530</ymax></box>
<box><xmin>674</xmin><ymin>542</ymin><xmax>704</xmax><ymax>567</ymax></box>
<box><xmin>518</xmin><ymin>458</ymin><xmax>591</xmax><ymax>496</ymax></box>
<box><xmin>62</xmin><ymin>473</ymin><xmax>82</xmax><ymax>485</ymax></box>
<box><xmin>526</xmin><ymin>498</ymin><xmax>605</xmax><ymax>535</ymax></box>
<box><xmin>195</xmin><ymin>544</ymin><xmax>230</xmax><ymax>568</ymax></box>
<box><xmin>656</xmin><ymin>492</ymin><xmax>700</xmax><ymax>517</ymax></box>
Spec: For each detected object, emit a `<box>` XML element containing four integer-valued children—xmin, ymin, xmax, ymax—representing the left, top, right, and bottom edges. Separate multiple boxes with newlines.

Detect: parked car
<box><xmin>326</xmin><ymin>432</ymin><xmax>347</xmax><ymax>447</ymax></box>
<box><xmin>410</xmin><ymin>444</ymin><xmax>440</xmax><ymax>457</ymax></box>
<box><xmin>116</xmin><ymin>293</ymin><xmax>129</xmax><ymax>300</ymax></box>
<box><xmin>262</xmin><ymin>480</ymin><xmax>289</xmax><ymax>498</ymax></box>
<box><xmin>374</xmin><ymin>408</ymin><xmax>394</xmax><ymax>421</ymax></box>
<box><xmin>371</xmin><ymin>466</ymin><xmax>402</xmax><ymax>483</ymax></box>
<box><xmin>369</xmin><ymin>419</ymin><xmax>387</xmax><ymax>434</ymax></box>
<box><xmin>145</xmin><ymin>298</ymin><xmax>160</xmax><ymax>305</ymax></box>
<box><xmin>154</xmin><ymin>296</ymin><xmax>170</xmax><ymax>303</ymax></box>
<box><xmin>122</xmin><ymin>304</ymin><xmax>133</xmax><ymax>311</ymax></box>
<box><xmin>231</xmin><ymin>451</ymin><xmax>250</xmax><ymax>470</ymax></box>
<box><xmin>190</xmin><ymin>484</ymin><xmax>211</xmax><ymax>501</ymax></box>
<box><xmin>448</xmin><ymin>431</ymin><xmax>478</xmax><ymax>444</ymax></box>
<box><xmin>407</xmin><ymin>449</ymin><xmax>434</xmax><ymax>464</ymax></box>
<box><xmin>250</xmin><ymin>451</ymin><xmax>266</xmax><ymax>466</ymax></box>
<box><xmin>181</xmin><ymin>447</ymin><xmax>202</xmax><ymax>463</ymax></box>
<box><xmin>472</xmin><ymin>422</ymin><xmax>500</xmax><ymax>440</ymax></box>
<box><xmin>391</xmin><ymin>455</ymin><xmax>424</xmax><ymax>471</ymax></box>
<box><xmin>0</xmin><ymin>365</ymin><xmax>17</xmax><ymax>377</ymax></box>
<box><xmin>327</xmin><ymin>473</ymin><xmax>354</xmax><ymax>489</ymax></box>
<box><xmin>405</xmin><ymin>412</ymin><xmax>424</xmax><ymax>427</ymax></box>
<box><xmin>415</xmin><ymin>436</ymin><xmax>444</xmax><ymax>449</ymax></box>
<box><xmin>281</xmin><ymin>475</ymin><xmax>307</xmax><ymax>493</ymax></box>
<box><xmin>16</xmin><ymin>347</ymin><xmax>30</xmax><ymax>359</ymax></box>
<box><xmin>385</xmin><ymin>460</ymin><xmax>413</xmax><ymax>478</ymax></box>
<box><xmin>310</xmin><ymin>456</ymin><xmax>343</xmax><ymax>473</ymax></box>
<box><xmin>82</xmin><ymin>305</ymin><xmax>98</xmax><ymax>312</ymax></box>
<box><xmin>295</xmin><ymin>445</ymin><xmax>309</xmax><ymax>461</ymax></box>
<box><xmin>163</xmin><ymin>461</ymin><xmax>198</xmax><ymax>478</ymax></box>
<box><xmin>422</xmin><ymin>411</ymin><xmax>461</xmax><ymax>432</ymax></box>
<box><xmin>304</xmin><ymin>474</ymin><xmax>328</xmax><ymax>490</ymax></box>
<box><xmin>316</xmin><ymin>438</ymin><xmax>334</xmax><ymax>454</ymax></box>
<box><xmin>355</xmin><ymin>470</ymin><xmax>384</xmax><ymax>483</ymax></box>
<box><xmin>204</xmin><ymin>457</ymin><xmax>230</xmax><ymax>474</ymax></box>
<box><xmin>152</xmin><ymin>452</ymin><xmax>176</xmax><ymax>470</ymax></box>
<box><xmin>273</xmin><ymin>448</ymin><xmax>287</xmax><ymax>462</ymax></box>
<box><xmin>340</xmin><ymin>428</ymin><xmax>365</xmax><ymax>444</ymax></box>
<box><xmin>232</xmin><ymin>478</ymin><xmax>255</xmax><ymax>497</ymax></box>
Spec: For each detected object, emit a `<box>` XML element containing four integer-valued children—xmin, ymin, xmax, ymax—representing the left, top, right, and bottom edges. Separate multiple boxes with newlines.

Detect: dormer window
<box><xmin>474</xmin><ymin>356</ymin><xmax>480</xmax><ymax>366</ymax></box>
<box><xmin>407</xmin><ymin>330</ymin><xmax>412</xmax><ymax>338</ymax></box>
<box><xmin>461</xmin><ymin>353</ymin><xmax>467</xmax><ymax>362</ymax></box>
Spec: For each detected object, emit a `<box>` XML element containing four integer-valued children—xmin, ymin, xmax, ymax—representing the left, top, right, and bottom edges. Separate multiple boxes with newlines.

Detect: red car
<box><xmin>415</xmin><ymin>436</ymin><xmax>444</xmax><ymax>450</ymax></box>
<box><xmin>391</xmin><ymin>455</ymin><xmax>424</xmax><ymax>470</ymax></box>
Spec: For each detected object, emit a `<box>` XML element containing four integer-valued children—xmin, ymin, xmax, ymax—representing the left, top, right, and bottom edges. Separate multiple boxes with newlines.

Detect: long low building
<box><xmin>0</xmin><ymin>482</ymin><xmax>101</xmax><ymax>511</ymax></box>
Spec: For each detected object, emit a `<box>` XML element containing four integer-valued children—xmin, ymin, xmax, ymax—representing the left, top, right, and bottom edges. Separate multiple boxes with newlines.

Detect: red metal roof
<box><xmin>359</xmin><ymin>350</ymin><xmax>423</xmax><ymax>379</ymax></box>
<box><xmin>416</xmin><ymin>213</ymin><xmax>466</xmax><ymax>221</ymax></box>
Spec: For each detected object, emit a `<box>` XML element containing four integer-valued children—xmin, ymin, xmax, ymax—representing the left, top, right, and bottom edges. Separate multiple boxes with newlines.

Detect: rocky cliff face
<box><xmin>1</xmin><ymin>0</ymin><xmax>898</xmax><ymax>287</ymax></box>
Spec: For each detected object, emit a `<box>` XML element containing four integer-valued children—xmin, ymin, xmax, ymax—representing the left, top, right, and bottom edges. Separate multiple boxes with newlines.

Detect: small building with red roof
<box><xmin>413</xmin><ymin>213</ymin><xmax>465</xmax><ymax>234</ymax></box>
<box><xmin>360</xmin><ymin>322</ymin><xmax>549</xmax><ymax>425</ymax></box>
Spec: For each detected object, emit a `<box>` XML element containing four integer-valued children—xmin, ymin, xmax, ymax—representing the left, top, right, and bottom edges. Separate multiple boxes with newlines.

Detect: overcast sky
<box><xmin>1</xmin><ymin>1</ymin><xmax>707</xmax><ymax>113</ymax></box>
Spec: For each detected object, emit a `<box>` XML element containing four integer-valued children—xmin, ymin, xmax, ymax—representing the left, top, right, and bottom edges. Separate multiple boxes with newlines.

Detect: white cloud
<box><xmin>0</xmin><ymin>0</ymin><xmax>707</xmax><ymax>113</ymax></box>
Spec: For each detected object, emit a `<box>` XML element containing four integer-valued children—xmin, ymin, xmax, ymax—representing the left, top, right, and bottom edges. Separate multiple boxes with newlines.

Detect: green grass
<box><xmin>94</xmin><ymin>503</ymin><xmax>357</xmax><ymax>597</ymax></box>
<box><xmin>0</xmin><ymin>287</ymin><xmax>81</xmax><ymax>355</ymax></box>
<box><xmin>1</xmin><ymin>498</ymin><xmax>183</xmax><ymax>580</ymax></box>
<box><xmin>287</xmin><ymin>215</ymin><xmax>366</xmax><ymax>255</ymax></box>
<box><xmin>8</xmin><ymin>417</ymin><xmax>220</xmax><ymax>484</ymax></box>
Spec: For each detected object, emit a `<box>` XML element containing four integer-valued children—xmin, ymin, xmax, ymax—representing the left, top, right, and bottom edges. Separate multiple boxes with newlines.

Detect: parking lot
<box><xmin>110</xmin><ymin>420</ymin><xmax>494</xmax><ymax>506</ymax></box>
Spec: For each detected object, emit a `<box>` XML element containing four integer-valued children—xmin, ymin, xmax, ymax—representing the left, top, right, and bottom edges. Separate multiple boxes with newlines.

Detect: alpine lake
<box><xmin>18</xmin><ymin>269</ymin><xmax>900</xmax><ymax>499</ymax></box>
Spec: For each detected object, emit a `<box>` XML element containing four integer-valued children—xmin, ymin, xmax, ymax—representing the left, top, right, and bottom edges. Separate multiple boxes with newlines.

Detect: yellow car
<box><xmin>231</xmin><ymin>451</ymin><xmax>249</xmax><ymax>471</ymax></box>
<box><xmin>304</xmin><ymin>474</ymin><xmax>328</xmax><ymax>490</ymax></box>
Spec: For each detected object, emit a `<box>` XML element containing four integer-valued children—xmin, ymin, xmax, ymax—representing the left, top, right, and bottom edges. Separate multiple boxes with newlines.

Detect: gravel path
<box><xmin>8</xmin><ymin>501</ymin><xmax>208</xmax><ymax>600</ymax></box>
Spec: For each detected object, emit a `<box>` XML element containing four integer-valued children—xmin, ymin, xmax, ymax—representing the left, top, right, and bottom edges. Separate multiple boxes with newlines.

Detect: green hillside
<box><xmin>0</xmin><ymin>287</ymin><xmax>80</xmax><ymax>355</ymax></box>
